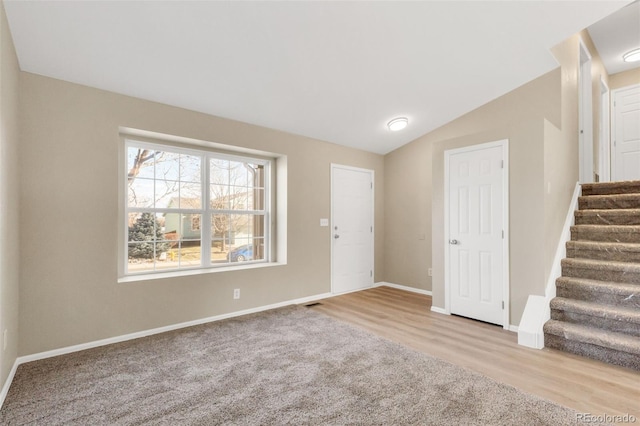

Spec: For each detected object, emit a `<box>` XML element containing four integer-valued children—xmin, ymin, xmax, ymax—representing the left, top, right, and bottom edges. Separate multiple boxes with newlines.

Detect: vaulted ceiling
<box><xmin>4</xmin><ymin>1</ymin><xmax>632</xmax><ymax>154</ymax></box>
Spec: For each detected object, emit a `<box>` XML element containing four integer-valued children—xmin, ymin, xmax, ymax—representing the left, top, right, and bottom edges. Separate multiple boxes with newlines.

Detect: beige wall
<box><xmin>609</xmin><ymin>68</ymin><xmax>640</xmax><ymax>90</ymax></box>
<box><xmin>384</xmin><ymin>69</ymin><xmax>561</xmax><ymax>326</ymax></box>
<box><xmin>383</xmin><ymin>29</ymin><xmax>620</xmax><ymax>327</ymax></box>
<box><xmin>0</xmin><ymin>2</ymin><xmax>20</xmax><ymax>387</ymax></box>
<box><xmin>18</xmin><ymin>73</ymin><xmax>384</xmax><ymax>356</ymax></box>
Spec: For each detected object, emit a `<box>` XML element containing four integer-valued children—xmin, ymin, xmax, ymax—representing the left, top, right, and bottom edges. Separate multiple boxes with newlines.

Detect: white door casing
<box><xmin>331</xmin><ymin>164</ymin><xmax>374</xmax><ymax>294</ymax></box>
<box><xmin>578</xmin><ymin>39</ymin><xmax>594</xmax><ymax>184</ymax></box>
<box><xmin>599</xmin><ymin>78</ymin><xmax>611</xmax><ymax>182</ymax></box>
<box><xmin>444</xmin><ymin>140</ymin><xmax>509</xmax><ymax>328</ymax></box>
<box><xmin>612</xmin><ymin>84</ymin><xmax>640</xmax><ymax>181</ymax></box>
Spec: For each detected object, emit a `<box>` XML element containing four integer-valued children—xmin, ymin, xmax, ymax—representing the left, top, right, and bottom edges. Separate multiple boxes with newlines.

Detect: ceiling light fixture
<box><xmin>623</xmin><ymin>48</ymin><xmax>640</xmax><ymax>63</ymax></box>
<box><xmin>387</xmin><ymin>117</ymin><xmax>408</xmax><ymax>131</ymax></box>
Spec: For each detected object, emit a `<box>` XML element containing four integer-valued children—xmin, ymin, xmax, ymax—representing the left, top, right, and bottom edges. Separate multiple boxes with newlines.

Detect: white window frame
<box><xmin>123</xmin><ymin>138</ymin><xmax>272</xmax><ymax>277</ymax></box>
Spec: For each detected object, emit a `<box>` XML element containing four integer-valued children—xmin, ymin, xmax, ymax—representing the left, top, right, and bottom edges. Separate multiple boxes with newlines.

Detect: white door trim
<box><xmin>599</xmin><ymin>78</ymin><xmax>610</xmax><ymax>182</ymax></box>
<box><xmin>330</xmin><ymin>163</ymin><xmax>375</xmax><ymax>295</ymax></box>
<box><xmin>444</xmin><ymin>139</ymin><xmax>510</xmax><ymax>329</ymax></box>
<box><xmin>578</xmin><ymin>38</ymin><xmax>594</xmax><ymax>183</ymax></box>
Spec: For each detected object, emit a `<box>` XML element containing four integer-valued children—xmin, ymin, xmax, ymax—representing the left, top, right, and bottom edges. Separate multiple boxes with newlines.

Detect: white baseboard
<box><xmin>1</xmin><ymin>290</ymin><xmax>341</xmax><ymax>410</ymax></box>
<box><xmin>15</xmin><ymin>292</ymin><xmax>333</xmax><ymax>366</ymax></box>
<box><xmin>430</xmin><ymin>306</ymin><xmax>448</xmax><ymax>315</ymax></box>
<box><xmin>375</xmin><ymin>281</ymin><xmax>432</xmax><ymax>296</ymax></box>
<box><xmin>0</xmin><ymin>359</ymin><xmax>19</xmax><ymax>411</ymax></box>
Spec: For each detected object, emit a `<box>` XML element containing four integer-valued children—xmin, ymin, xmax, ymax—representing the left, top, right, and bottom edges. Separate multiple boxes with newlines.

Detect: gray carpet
<box><xmin>1</xmin><ymin>305</ymin><xmax>603</xmax><ymax>425</ymax></box>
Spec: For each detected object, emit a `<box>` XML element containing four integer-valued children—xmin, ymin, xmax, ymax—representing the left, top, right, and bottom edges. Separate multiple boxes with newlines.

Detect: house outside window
<box><xmin>125</xmin><ymin>139</ymin><xmax>270</xmax><ymax>276</ymax></box>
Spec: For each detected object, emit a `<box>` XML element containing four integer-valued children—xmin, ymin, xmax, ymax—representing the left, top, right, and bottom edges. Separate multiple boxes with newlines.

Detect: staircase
<box><xmin>543</xmin><ymin>180</ymin><xmax>640</xmax><ymax>370</ymax></box>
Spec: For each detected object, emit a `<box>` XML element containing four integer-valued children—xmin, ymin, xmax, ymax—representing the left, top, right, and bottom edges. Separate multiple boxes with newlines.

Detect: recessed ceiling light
<box><xmin>623</xmin><ymin>48</ymin><xmax>640</xmax><ymax>63</ymax></box>
<box><xmin>387</xmin><ymin>117</ymin><xmax>408</xmax><ymax>131</ymax></box>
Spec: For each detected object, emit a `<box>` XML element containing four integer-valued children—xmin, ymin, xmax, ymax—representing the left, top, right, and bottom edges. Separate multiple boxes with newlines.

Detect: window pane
<box><xmin>229</xmin><ymin>186</ymin><xmax>249</xmax><ymax>210</ymax></box>
<box><xmin>210</xmin><ymin>159</ymin><xmax>230</xmax><ymax>185</ymax></box>
<box><xmin>156</xmin><ymin>151</ymin><xmax>180</xmax><ymax>180</ymax></box>
<box><xmin>128</xmin><ymin>178</ymin><xmax>154</xmax><ymax>208</ymax></box>
<box><xmin>229</xmin><ymin>161</ymin><xmax>249</xmax><ymax>187</ymax></box>
<box><xmin>180</xmin><ymin>182</ymin><xmax>202</xmax><ymax>208</ymax></box>
<box><xmin>252</xmin><ymin>238</ymin><xmax>265</xmax><ymax>261</ymax></box>
<box><xmin>127</xmin><ymin>147</ymin><xmax>155</xmax><ymax>180</ymax></box>
<box><xmin>129</xmin><ymin>212</ymin><xmax>162</xmax><ymax>242</ymax></box>
<box><xmin>127</xmin><ymin>243</ymin><xmax>156</xmax><ymax>273</ymax></box>
<box><xmin>180</xmin><ymin>154</ymin><xmax>201</xmax><ymax>183</ymax></box>
<box><xmin>246</xmin><ymin>163</ymin><xmax>264</xmax><ymax>189</ymax></box>
<box><xmin>228</xmin><ymin>239</ymin><xmax>252</xmax><ymax>262</ymax></box>
<box><xmin>210</xmin><ymin>185</ymin><xmax>229</xmax><ymax>210</ymax></box>
<box><xmin>211</xmin><ymin>240</ymin><xmax>229</xmax><ymax>264</ymax></box>
<box><xmin>249</xmin><ymin>189</ymin><xmax>265</xmax><ymax>211</ymax></box>
<box><xmin>155</xmin><ymin>180</ymin><xmax>180</xmax><ymax>208</ymax></box>
<box><xmin>211</xmin><ymin>213</ymin><xmax>230</xmax><ymax>240</ymax></box>
<box><xmin>245</xmin><ymin>214</ymin><xmax>266</xmax><ymax>239</ymax></box>
<box><xmin>229</xmin><ymin>214</ymin><xmax>249</xmax><ymax>239</ymax></box>
<box><xmin>177</xmin><ymin>241</ymin><xmax>201</xmax><ymax>267</ymax></box>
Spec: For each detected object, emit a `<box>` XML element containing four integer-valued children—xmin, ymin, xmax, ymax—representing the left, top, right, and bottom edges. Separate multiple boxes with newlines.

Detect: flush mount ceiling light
<box><xmin>387</xmin><ymin>117</ymin><xmax>408</xmax><ymax>131</ymax></box>
<box><xmin>623</xmin><ymin>48</ymin><xmax>640</xmax><ymax>63</ymax></box>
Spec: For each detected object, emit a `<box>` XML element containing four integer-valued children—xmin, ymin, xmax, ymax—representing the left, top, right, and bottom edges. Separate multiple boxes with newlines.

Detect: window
<box><xmin>125</xmin><ymin>139</ymin><xmax>270</xmax><ymax>276</ymax></box>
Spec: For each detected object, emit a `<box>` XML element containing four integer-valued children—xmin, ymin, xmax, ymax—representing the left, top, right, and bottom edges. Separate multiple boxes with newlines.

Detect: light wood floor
<box><xmin>308</xmin><ymin>286</ymin><xmax>639</xmax><ymax>420</ymax></box>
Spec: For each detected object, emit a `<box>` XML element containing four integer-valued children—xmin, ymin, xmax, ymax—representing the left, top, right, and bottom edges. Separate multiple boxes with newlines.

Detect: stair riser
<box><xmin>544</xmin><ymin>334</ymin><xmax>640</xmax><ymax>371</ymax></box>
<box><xmin>571</xmin><ymin>229</ymin><xmax>640</xmax><ymax>244</ymax></box>
<box><xmin>566</xmin><ymin>247</ymin><xmax>640</xmax><ymax>263</ymax></box>
<box><xmin>561</xmin><ymin>265</ymin><xmax>640</xmax><ymax>284</ymax></box>
<box><xmin>579</xmin><ymin>198</ymin><xmax>640</xmax><ymax>210</ymax></box>
<box><xmin>550</xmin><ymin>309</ymin><xmax>640</xmax><ymax>337</ymax></box>
<box><xmin>556</xmin><ymin>286</ymin><xmax>640</xmax><ymax>309</ymax></box>
<box><xmin>574</xmin><ymin>213</ymin><xmax>640</xmax><ymax>226</ymax></box>
<box><xmin>582</xmin><ymin>183</ymin><xmax>640</xmax><ymax>196</ymax></box>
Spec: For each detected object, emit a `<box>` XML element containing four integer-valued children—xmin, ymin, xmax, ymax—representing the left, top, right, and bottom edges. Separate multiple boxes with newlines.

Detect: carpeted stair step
<box><xmin>556</xmin><ymin>276</ymin><xmax>640</xmax><ymax>308</ymax></box>
<box><xmin>578</xmin><ymin>193</ymin><xmax>640</xmax><ymax>210</ymax></box>
<box><xmin>566</xmin><ymin>241</ymin><xmax>640</xmax><ymax>263</ymax></box>
<box><xmin>544</xmin><ymin>319</ymin><xmax>640</xmax><ymax>370</ymax></box>
<box><xmin>561</xmin><ymin>258</ymin><xmax>640</xmax><ymax>284</ymax></box>
<box><xmin>570</xmin><ymin>225</ymin><xmax>640</xmax><ymax>243</ymax></box>
<box><xmin>582</xmin><ymin>180</ymin><xmax>640</xmax><ymax>196</ymax></box>
<box><xmin>549</xmin><ymin>297</ymin><xmax>640</xmax><ymax>337</ymax></box>
<box><xmin>574</xmin><ymin>209</ymin><xmax>640</xmax><ymax>225</ymax></box>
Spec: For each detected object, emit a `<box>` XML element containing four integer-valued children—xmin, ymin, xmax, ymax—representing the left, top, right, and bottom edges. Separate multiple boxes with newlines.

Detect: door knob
<box><xmin>334</xmin><ymin>234</ymin><xmax>340</xmax><ymax>239</ymax></box>
<box><xmin>449</xmin><ymin>239</ymin><xmax>459</xmax><ymax>245</ymax></box>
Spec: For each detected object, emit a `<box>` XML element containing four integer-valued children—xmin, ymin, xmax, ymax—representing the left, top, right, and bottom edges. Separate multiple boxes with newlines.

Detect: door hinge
<box><xmin>502</xmin><ymin>301</ymin><xmax>505</xmax><ymax>310</ymax></box>
<box><xmin>502</xmin><ymin>230</ymin><xmax>504</xmax><ymax>239</ymax></box>
<box><xmin>370</xmin><ymin>270</ymin><xmax>373</xmax><ymax>277</ymax></box>
<box><xmin>371</xmin><ymin>182</ymin><xmax>373</xmax><ymax>189</ymax></box>
<box><xmin>371</xmin><ymin>226</ymin><xmax>373</xmax><ymax>233</ymax></box>
<box><xmin>500</xmin><ymin>160</ymin><xmax>504</xmax><ymax>169</ymax></box>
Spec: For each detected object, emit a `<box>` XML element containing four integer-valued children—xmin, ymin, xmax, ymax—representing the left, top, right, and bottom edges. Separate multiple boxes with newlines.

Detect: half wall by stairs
<box><xmin>543</xmin><ymin>180</ymin><xmax>640</xmax><ymax>370</ymax></box>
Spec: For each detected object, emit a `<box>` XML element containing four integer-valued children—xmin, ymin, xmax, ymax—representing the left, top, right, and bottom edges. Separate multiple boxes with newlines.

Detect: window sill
<box><xmin>118</xmin><ymin>261</ymin><xmax>287</xmax><ymax>284</ymax></box>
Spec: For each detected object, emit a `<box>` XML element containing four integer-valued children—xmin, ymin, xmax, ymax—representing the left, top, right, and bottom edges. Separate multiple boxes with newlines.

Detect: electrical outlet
<box><xmin>428</xmin><ymin>268</ymin><xmax>433</xmax><ymax>277</ymax></box>
<box><xmin>233</xmin><ymin>289</ymin><xmax>240</xmax><ymax>300</ymax></box>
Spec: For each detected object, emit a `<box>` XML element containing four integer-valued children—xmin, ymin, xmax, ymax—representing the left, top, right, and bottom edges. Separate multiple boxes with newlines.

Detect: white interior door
<box><xmin>612</xmin><ymin>84</ymin><xmax>640</xmax><ymax>181</ymax></box>
<box><xmin>331</xmin><ymin>165</ymin><xmax>374</xmax><ymax>294</ymax></box>
<box><xmin>446</xmin><ymin>141</ymin><xmax>507</xmax><ymax>326</ymax></box>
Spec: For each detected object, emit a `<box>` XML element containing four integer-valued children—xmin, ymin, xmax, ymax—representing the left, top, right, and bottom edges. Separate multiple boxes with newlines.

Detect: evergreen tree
<box><xmin>128</xmin><ymin>213</ymin><xmax>169</xmax><ymax>259</ymax></box>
